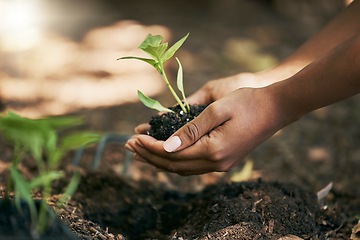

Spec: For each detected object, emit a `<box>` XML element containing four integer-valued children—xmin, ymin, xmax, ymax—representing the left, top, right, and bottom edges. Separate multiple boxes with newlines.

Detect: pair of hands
<box><xmin>125</xmin><ymin>73</ymin><xmax>284</xmax><ymax>175</ymax></box>
<box><xmin>125</xmin><ymin>0</ymin><xmax>360</xmax><ymax>175</ymax></box>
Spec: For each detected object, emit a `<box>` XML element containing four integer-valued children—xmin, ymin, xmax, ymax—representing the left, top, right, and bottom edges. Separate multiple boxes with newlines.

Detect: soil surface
<box><xmin>53</xmin><ymin>172</ymin><xmax>342</xmax><ymax>240</ymax></box>
<box><xmin>149</xmin><ymin>104</ymin><xmax>206</xmax><ymax>140</ymax></box>
<box><xmin>0</xmin><ymin>0</ymin><xmax>359</xmax><ymax>239</ymax></box>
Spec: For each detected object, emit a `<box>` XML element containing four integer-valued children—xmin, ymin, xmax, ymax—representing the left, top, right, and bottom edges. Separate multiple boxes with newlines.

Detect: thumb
<box><xmin>163</xmin><ymin>104</ymin><xmax>228</xmax><ymax>152</ymax></box>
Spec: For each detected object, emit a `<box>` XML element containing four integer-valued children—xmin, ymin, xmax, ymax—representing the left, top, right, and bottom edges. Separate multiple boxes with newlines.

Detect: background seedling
<box><xmin>0</xmin><ymin>112</ymin><xmax>100</xmax><ymax>235</ymax></box>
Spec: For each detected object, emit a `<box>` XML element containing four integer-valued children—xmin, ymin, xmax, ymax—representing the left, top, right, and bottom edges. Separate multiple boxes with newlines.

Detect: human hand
<box><xmin>186</xmin><ymin>72</ymin><xmax>269</xmax><ymax>106</ymax></box>
<box><xmin>128</xmin><ymin>72</ymin><xmax>269</xmax><ymax>140</ymax></box>
<box><xmin>125</xmin><ymin>86</ymin><xmax>285</xmax><ymax>175</ymax></box>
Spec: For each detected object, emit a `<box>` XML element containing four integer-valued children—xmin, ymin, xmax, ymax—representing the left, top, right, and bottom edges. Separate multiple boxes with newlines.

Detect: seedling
<box><xmin>119</xmin><ymin>33</ymin><xmax>190</xmax><ymax>113</ymax></box>
<box><xmin>0</xmin><ymin>112</ymin><xmax>100</xmax><ymax>235</ymax></box>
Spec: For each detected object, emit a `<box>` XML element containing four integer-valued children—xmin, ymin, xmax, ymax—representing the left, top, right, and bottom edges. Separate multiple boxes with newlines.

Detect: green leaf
<box><xmin>163</xmin><ymin>33</ymin><xmax>189</xmax><ymax>62</ymax></box>
<box><xmin>137</xmin><ymin>90</ymin><xmax>173</xmax><ymax>112</ymax></box>
<box><xmin>138</xmin><ymin>34</ymin><xmax>168</xmax><ymax>60</ymax></box>
<box><xmin>2</xmin><ymin>111</ymin><xmax>22</xmax><ymax>120</ymax></box>
<box><xmin>143</xmin><ymin>43</ymin><xmax>168</xmax><ymax>61</ymax></box>
<box><xmin>175</xmin><ymin>57</ymin><xmax>190</xmax><ymax>111</ymax></box>
<box><xmin>29</xmin><ymin>171</ymin><xmax>64</xmax><ymax>189</ymax></box>
<box><xmin>0</xmin><ymin>112</ymin><xmax>82</xmax><ymax>151</ymax></box>
<box><xmin>118</xmin><ymin>56</ymin><xmax>158</xmax><ymax>70</ymax></box>
<box><xmin>138</xmin><ymin>34</ymin><xmax>163</xmax><ymax>48</ymax></box>
<box><xmin>37</xmin><ymin>115</ymin><xmax>83</xmax><ymax>130</ymax></box>
<box><xmin>10</xmin><ymin>166</ymin><xmax>33</xmax><ymax>204</ymax></box>
<box><xmin>44</xmin><ymin>131</ymin><xmax>57</xmax><ymax>160</ymax></box>
<box><xmin>10</xmin><ymin>166</ymin><xmax>38</xmax><ymax>223</ymax></box>
<box><xmin>0</xmin><ymin>116</ymin><xmax>45</xmax><ymax>161</ymax></box>
<box><xmin>139</xmin><ymin>34</ymin><xmax>168</xmax><ymax>61</ymax></box>
<box><xmin>176</xmin><ymin>57</ymin><xmax>184</xmax><ymax>95</ymax></box>
<box><xmin>60</xmin><ymin>132</ymin><xmax>100</xmax><ymax>152</ymax></box>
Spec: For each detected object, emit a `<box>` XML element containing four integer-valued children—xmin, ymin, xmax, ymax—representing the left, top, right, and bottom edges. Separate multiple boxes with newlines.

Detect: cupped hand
<box><xmin>125</xmin><ymin>86</ymin><xmax>285</xmax><ymax>175</ymax></box>
<box><xmin>127</xmin><ymin>72</ymin><xmax>269</xmax><ymax>147</ymax></box>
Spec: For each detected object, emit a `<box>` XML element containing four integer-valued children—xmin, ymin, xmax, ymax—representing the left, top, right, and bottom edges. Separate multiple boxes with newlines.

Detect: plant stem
<box><xmin>6</xmin><ymin>145</ymin><xmax>21</xmax><ymax>199</ymax></box>
<box><xmin>182</xmin><ymin>92</ymin><xmax>191</xmax><ymax>112</ymax></box>
<box><xmin>37</xmin><ymin>179</ymin><xmax>51</xmax><ymax>233</ymax></box>
<box><xmin>159</xmin><ymin>66</ymin><xmax>187</xmax><ymax>113</ymax></box>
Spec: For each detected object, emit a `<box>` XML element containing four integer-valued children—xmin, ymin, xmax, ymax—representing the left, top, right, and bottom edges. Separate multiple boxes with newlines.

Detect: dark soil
<box><xmin>0</xmin><ymin>134</ymin><xmax>355</xmax><ymax>240</ymax></box>
<box><xmin>0</xmin><ymin>199</ymin><xmax>79</xmax><ymax>240</ymax></box>
<box><xmin>148</xmin><ymin>104</ymin><xmax>206</xmax><ymax>140</ymax></box>
<box><xmin>55</xmin><ymin>172</ymin><xmax>342</xmax><ymax>240</ymax></box>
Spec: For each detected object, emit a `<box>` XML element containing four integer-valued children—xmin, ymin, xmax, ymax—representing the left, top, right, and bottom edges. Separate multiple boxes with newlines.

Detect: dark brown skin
<box><xmin>126</xmin><ymin>0</ymin><xmax>360</xmax><ymax>175</ymax></box>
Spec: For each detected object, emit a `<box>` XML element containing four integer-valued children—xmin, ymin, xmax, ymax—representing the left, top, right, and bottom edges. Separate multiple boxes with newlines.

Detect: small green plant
<box><xmin>0</xmin><ymin>112</ymin><xmax>100</xmax><ymax>234</ymax></box>
<box><xmin>119</xmin><ymin>33</ymin><xmax>190</xmax><ymax>113</ymax></box>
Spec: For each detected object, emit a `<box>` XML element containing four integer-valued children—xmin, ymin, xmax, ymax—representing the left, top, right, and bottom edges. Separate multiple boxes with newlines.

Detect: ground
<box><xmin>0</xmin><ymin>0</ymin><xmax>359</xmax><ymax>239</ymax></box>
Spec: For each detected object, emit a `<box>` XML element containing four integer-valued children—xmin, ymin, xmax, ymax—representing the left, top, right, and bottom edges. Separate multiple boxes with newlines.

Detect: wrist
<box><xmin>256</xmin><ymin>61</ymin><xmax>307</xmax><ymax>86</ymax></box>
<box><xmin>262</xmin><ymin>80</ymin><xmax>305</xmax><ymax>130</ymax></box>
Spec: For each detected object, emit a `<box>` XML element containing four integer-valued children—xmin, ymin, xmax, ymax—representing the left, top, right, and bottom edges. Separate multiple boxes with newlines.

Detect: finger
<box><xmin>135</xmin><ymin>133</ymin><xmax>211</xmax><ymax>160</ymax></box>
<box><xmin>133</xmin><ymin>129</ymin><xmax>238</xmax><ymax>174</ymax></box>
<box><xmin>134</xmin><ymin>123</ymin><xmax>150</xmax><ymax>134</ymax></box>
<box><xmin>163</xmin><ymin>102</ymin><xmax>231</xmax><ymax>153</ymax></box>
<box><xmin>132</xmin><ymin>140</ymin><xmax>223</xmax><ymax>175</ymax></box>
<box><xmin>132</xmin><ymin>153</ymin><xmax>147</xmax><ymax>163</ymax></box>
<box><xmin>125</xmin><ymin>142</ymin><xmax>135</xmax><ymax>152</ymax></box>
<box><xmin>187</xmin><ymin>89</ymin><xmax>211</xmax><ymax>105</ymax></box>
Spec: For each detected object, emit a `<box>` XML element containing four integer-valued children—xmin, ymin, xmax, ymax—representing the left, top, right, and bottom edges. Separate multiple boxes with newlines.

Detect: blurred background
<box><xmin>2</xmin><ymin>0</ymin><xmax>360</xmax><ymax>193</ymax></box>
<box><xmin>0</xmin><ymin>0</ymin><xmax>347</xmax><ymax>133</ymax></box>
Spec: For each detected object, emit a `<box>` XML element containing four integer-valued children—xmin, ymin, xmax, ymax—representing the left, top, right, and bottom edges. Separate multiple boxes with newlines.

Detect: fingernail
<box><xmin>163</xmin><ymin>136</ymin><xmax>181</xmax><ymax>152</ymax></box>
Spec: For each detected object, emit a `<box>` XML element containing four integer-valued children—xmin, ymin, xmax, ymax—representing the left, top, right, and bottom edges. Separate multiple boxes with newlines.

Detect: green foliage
<box><xmin>119</xmin><ymin>33</ymin><xmax>190</xmax><ymax>113</ymax></box>
<box><xmin>137</xmin><ymin>90</ymin><xmax>174</xmax><ymax>113</ymax></box>
<box><xmin>9</xmin><ymin>166</ymin><xmax>38</xmax><ymax>224</ymax></box>
<box><xmin>175</xmin><ymin>57</ymin><xmax>190</xmax><ymax>112</ymax></box>
<box><xmin>0</xmin><ymin>111</ymin><xmax>100</xmax><ymax>234</ymax></box>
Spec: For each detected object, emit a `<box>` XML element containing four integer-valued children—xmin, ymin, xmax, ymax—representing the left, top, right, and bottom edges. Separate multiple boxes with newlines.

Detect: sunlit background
<box><xmin>0</xmin><ymin>0</ymin><xmax>348</xmax><ymax>132</ymax></box>
<box><xmin>0</xmin><ymin>0</ymin><xmax>172</xmax><ymax>122</ymax></box>
<box><xmin>0</xmin><ymin>0</ymin><xmax>42</xmax><ymax>51</ymax></box>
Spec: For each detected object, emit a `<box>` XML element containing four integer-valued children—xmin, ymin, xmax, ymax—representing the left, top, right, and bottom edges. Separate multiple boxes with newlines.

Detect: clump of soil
<box><xmin>148</xmin><ymin>104</ymin><xmax>206</xmax><ymax>140</ymax></box>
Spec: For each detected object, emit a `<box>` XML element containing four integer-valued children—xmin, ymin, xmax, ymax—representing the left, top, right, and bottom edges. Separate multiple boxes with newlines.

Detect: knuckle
<box><xmin>183</xmin><ymin>122</ymin><xmax>200</xmax><ymax>142</ymax></box>
<box><xmin>206</xmin><ymin>104</ymin><xmax>223</xmax><ymax>120</ymax></box>
<box><xmin>165</xmin><ymin>163</ymin><xmax>177</xmax><ymax>173</ymax></box>
<box><xmin>203</xmin><ymin>81</ymin><xmax>214</xmax><ymax>91</ymax></box>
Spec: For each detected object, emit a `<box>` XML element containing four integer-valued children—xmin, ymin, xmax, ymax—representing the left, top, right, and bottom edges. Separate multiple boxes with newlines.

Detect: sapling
<box><xmin>0</xmin><ymin>112</ymin><xmax>100</xmax><ymax>235</ymax></box>
<box><xmin>119</xmin><ymin>33</ymin><xmax>207</xmax><ymax>140</ymax></box>
<box><xmin>119</xmin><ymin>33</ymin><xmax>190</xmax><ymax>113</ymax></box>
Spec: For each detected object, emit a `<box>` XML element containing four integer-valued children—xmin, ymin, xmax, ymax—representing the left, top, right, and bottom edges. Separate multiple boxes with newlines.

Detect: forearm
<box><xmin>270</xmin><ymin>33</ymin><xmax>360</xmax><ymax>125</ymax></box>
<box><xmin>258</xmin><ymin>0</ymin><xmax>360</xmax><ymax>84</ymax></box>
